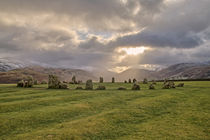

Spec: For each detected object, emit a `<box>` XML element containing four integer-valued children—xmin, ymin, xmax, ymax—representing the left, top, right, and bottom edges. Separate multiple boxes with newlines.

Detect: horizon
<box><xmin>0</xmin><ymin>0</ymin><xmax>210</xmax><ymax>73</ymax></box>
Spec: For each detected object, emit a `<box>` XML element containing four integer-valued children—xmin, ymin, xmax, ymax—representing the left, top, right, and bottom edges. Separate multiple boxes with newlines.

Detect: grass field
<box><xmin>0</xmin><ymin>81</ymin><xmax>209</xmax><ymax>140</ymax></box>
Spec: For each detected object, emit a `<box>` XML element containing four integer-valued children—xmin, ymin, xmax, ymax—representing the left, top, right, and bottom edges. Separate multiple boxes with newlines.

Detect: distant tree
<box><xmin>129</xmin><ymin>79</ymin><xmax>131</xmax><ymax>83</ymax></box>
<box><xmin>99</xmin><ymin>77</ymin><xmax>103</xmax><ymax>83</ymax></box>
<box><xmin>112</xmin><ymin>77</ymin><xmax>115</xmax><ymax>83</ymax></box>
<box><xmin>124</xmin><ymin>80</ymin><xmax>127</xmax><ymax>83</ymax></box>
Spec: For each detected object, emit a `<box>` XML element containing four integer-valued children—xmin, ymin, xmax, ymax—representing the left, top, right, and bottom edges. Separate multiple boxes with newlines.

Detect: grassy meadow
<box><xmin>0</xmin><ymin>81</ymin><xmax>209</xmax><ymax>140</ymax></box>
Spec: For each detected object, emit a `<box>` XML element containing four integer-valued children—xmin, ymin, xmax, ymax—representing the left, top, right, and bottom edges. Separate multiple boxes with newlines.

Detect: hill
<box><xmin>0</xmin><ymin>58</ymin><xmax>210</xmax><ymax>83</ymax></box>
<box><xmin>155</xmin><ymin>63</ymin><xmax>210</xmax><ymax>80</ymax></box>
<box><xmin>0</xmin><ymin>58</ymin><xmax>27</xmax><ymax>72</ymax></box>
<box><xmin>116</xmin><ymin>68</ymin><xmax>156</xmax><ymax>81</ymax></box>
<box><xmin>116</xmin><ymin>63</ymin><xmax>210</xmax><ymax>81</ymax></box>
<box><xmin>0</xmin><ymin>66</ymin><xmax>97</xmax><ymax>84</ymax></box>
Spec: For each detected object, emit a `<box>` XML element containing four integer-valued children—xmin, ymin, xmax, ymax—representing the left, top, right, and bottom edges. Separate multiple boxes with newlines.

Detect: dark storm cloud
<box><xmin>110</xmin><ymin>0</ymin><xmax>210</xmax><ymax>48</ymax></box>
<box><xmin>109</xmin><ymin>30</ymin><xmax>202</xmax><ymax>48</ymax></box>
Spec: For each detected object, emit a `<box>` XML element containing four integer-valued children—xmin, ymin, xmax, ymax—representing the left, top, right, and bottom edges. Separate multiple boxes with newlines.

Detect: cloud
<box><xmin>0</xmin><ymin>0</ymin><xmax>210</xmax><ymax>71</ymax></box>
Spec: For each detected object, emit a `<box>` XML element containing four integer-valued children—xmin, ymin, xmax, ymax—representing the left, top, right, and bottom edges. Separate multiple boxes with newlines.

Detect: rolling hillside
<box><xmin>0</xmin><ymin>58</ymin><xmax>210</xmax><ymax>84</ymax></box>
<box><xmin>0</xmin><ymin>66</ymin><xmax>97</xmax><ymax>84</ymax></box>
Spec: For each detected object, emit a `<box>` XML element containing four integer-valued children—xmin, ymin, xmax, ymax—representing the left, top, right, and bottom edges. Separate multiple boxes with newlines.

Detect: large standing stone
<box><xmin>72</xmin><ymin>76</ymin><xmax>77</xmax><ymax>84</ymax></box>
<box><xmin>112</xmin><ymin>77</ymin><xmax>115</xmax><ymax>83</ymax></box>
<box><xmin>17</xmin><ymin>76</ymin><xmax>34</xmax><ymax>88</ymax></box>
<box><xmin>177</xmin><ymin>83</ymin><xmax>184</xmax><ymax>87</ymax></box>
<box><xmin>48</xmin><ymin>75</ymin><xmax>68</xmax><ymax>89</ymax></box>
<box><xmin>99</xmin><ymin>77</ymin><xmax>103</xmax><ymax>83</ymax></box>
<box><xmin>48</xmin><ymin>75</ymin><xmax>60</xmax><ymax>89</ymax></box>
<box><xmin>85</xmin><ymin>79</ymin><xmax>93</xmax><ymax>90</ymax></box>
<box><xmin>162</xmin><ymin>81</ymin><xmax>175</xmax><ymax>89</ymax></box>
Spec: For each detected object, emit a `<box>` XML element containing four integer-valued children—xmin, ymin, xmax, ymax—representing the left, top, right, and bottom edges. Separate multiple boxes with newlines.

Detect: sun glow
<box><xmin>118</xmin><ymin>46</ymin><xmax>148</xmax><ymax>55</ymax></box>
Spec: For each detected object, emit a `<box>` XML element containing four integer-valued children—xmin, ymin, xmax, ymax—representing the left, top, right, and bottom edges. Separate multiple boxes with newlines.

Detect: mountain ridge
<box><xmin>0</xmin><ymin>58</ymin><xmax>210</xmax><ymax>83</ymax></box>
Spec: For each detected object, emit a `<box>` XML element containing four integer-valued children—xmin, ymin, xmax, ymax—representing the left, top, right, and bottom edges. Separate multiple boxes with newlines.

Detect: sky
<box><xmin>0</xmin><ymin>0</ymin><xmax>210</xmax><ymax>72</ymax></box>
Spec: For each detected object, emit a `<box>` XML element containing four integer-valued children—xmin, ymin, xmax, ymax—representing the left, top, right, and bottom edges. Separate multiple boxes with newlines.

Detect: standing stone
<box><xmin>143</xmin><ymin>78</ymin><xmax>148</xmax><ymax>84</ymax></box>
<box><xmin>96</xmin><ymin>85</ymin><xmax>106</xmax><ymax>90</ymax></box>
<box><xmin>34</xmin><ymin>80</ymin><xmax>38</xmax><ymax>85</ymax></box>
<box><xmin>85</xmin><ymin>79</ymin><xmax>93</xmax><ymax>90</ymax></box>
<box><xmin>72</xmin><ymin>75</ymin><xmax>76</xmax><ymax>84</ymax></box>
<box><xmin>129</xmin><ymin>79</ymin><xmax>132</xmax><ymax>83</ymax></box>
<box><xmin>112</xmin><ymin>77</ymin><xmax>115</xmax><ymax>83</ymax></box>
<box><xmin>149</xmin><ymin>84</ymin><xmax>155</xmax><ymax>89</ymax></box>
<box><xmin>169</xmin><ymin>81</ymin><xmax>176</xmax><ymax>88</ymax></box>
<box><xmin>177</xmin><ymin>83</ymin><xmax>184</xmax><ymax>87</ymax></box>
<box><xmin>99</xmin><ymin>77</ymin><xmax>103</xmax><ymax>83</ymax></box>
<box><xmin>48</xmin><ymin>75</ymin><xmax>68</xmax><ymax>89</ymax></box>
<box><xmin>17</xmin><ymin>76</ymin><xmax>34</xmax><ymax>88</ymax></box>
<box><xmin>162</xmin><ymin>81</ymin><xmax>175</xmax><ymax>89</ymax></box>
<box><xmin>41</xmin><ymin>81</ymin><xmax>47</xmax><ymax>84</ymax></box>
<box><xmin>133</xmin><ymin>79</ymin><xmax>137</xmax><ymax>83</ymax></box>
<box><xmin>48</xmin><ymin>75</ymin><xmax>60</xmax><ymax>89</ymax></box>
<box><xmin>17</xmin><ymin>80</ymin><xmax>25</xmax><ymax>87</ymax></box>
<box><xmin>132</xmin><ymin>83</ymin><xmax>140</xmax><ymax>90</ymax></box>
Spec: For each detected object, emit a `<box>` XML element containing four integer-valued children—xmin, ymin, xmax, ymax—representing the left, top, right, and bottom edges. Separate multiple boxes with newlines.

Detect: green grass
<box><xmin>0</xmin><ymin>81</ymin><xmax>209</xmax><ymax>140</ymax></box>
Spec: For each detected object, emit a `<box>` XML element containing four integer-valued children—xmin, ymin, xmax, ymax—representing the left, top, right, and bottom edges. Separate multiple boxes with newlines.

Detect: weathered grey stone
<box><xmin>118</xmin><ymin>87</ymin><xmax>127</xmax><ymax>90</ymax></box>
<box><xmin>99</xmin><ymin>77</ymin><xmax>103</xmax><ymax>83</ymax></box>
<box><xmin>112</xmin><ymin>77</ymin><xmax>115</xmax><ymax>83</ymax></box>
<box><xmin>85</xmin><ymin>79</ymin><xmax>93</xmax><ymax>90</ymax></box>
<box><xmin>59</xmin><ymin>83</ymin><xmax>68</xmax><ymax>89</ymax></box>
<box><xmin>34</xmin><ymin>80</ymin><xmax>38</xmax><ymax>85</ymax></box>
<box><xmin>41</xmin><ymin>81</ymin><xmax>47</xmax><ymax>84</ymax></box>
<box><xmin>133</xmin><ymin>79</ymin><xmax>137</xmax><ymax>83</ymax></box>
<box><xmin>149</xmin><ymin>84</ymin><xmax>155</xmax><ymax>89</ymax></box>
<box><xmin>72</xmin><ymin>75</ymin><xmax>77</xmax><ymax>84</ymax></box>
<box><xmin>48</xmin><ymin>75</ymin><xmax>60</xmax><ymax>89</ymax></box>
<box><xmin>96</xmin><ymin>85</ymin><xmax>106</xmax><ymax>90</ymax></box>
<box><xmin>17</xmin><ymin>76</ymin><xmax>34</xmax><ymax>88</ymax></box>
<box><xmin>48</xmin><ymin>75</ymin><xmax>68</xmax><ymax>89</ymax></box>
<box><xmin>143</xmin><ymin>78</ymin><xmax>148</xmax><ymax>84</ymax></box>
<box><xmin>177</xmin><ymin>83</ymin><xmax>184</xmax><ymax>87</ymax></box>
<box><xmin>162</xmin><ymin>81</ymin><xmax>175</xmax><ymax>89</ymax></box>
<box><xmin>17</xmin><ymin>80</ymin><xmax>25</xmax><ymax>87</ymax></box>
<box><xmin>76</xmin><ymin>86</ymin><xmax>83</xmax><ymax>90</ymax></box>
<box><xmin>132</xmin><ymin>83</ymin><xmax>140</xmax><ymax>90</ymax></box>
